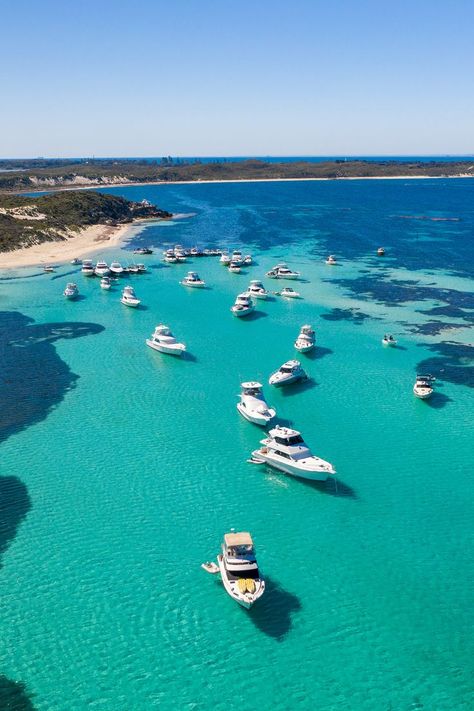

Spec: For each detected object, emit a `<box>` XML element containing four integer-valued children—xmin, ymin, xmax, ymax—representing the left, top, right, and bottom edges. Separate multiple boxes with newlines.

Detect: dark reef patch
<box><xmin>320</xmin><ymin>307</ymin><xmax>375</xmax><ymax>325</ymax></box>
<box><xmin>405</xmin><ymin>321</ymin><xmax>466</xmax><ymax>337</ymax></box>
<box><xmin>0</xmin><ymin>477</ymin><xmax>32</xmax><ymax>569</ymax></box>
<box><xmin>0</xmin><ymin>676</ymin><xmax>36</xmax><ymax>710</ymax></box>
<box><xmin>418</xmin><ymin>305</ymin><xmax>474</xmax><ymax>323</ymax></box>
<box><xmin>416</xmin><ymin>341</ymin><xmax>474</xmax><ymax>388</ymax></box>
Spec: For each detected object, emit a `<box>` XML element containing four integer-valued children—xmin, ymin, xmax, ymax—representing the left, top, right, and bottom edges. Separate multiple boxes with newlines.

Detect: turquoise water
<box><xmin>0</xmin><ymin>179</ymin><xmax>473</xmax><ymax>710</ymax></box>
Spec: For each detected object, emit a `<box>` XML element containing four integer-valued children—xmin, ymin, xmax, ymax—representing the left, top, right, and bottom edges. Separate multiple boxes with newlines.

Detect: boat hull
<box><xmin>294</xmin><ymin>343</ymin><xmax>314</xmax><ymax>353</ymax></box>
<box><xmin>217</xmin><ymin>556</ymin><xmax>264</xmax><ymax>609</ymax></box>
<box><xmin>231</xmin><ymin>307</ymin><xmax>254</xmax><ymax>317</ymax></box>
<box><xmin>413</xmin><ymin>387</ymin><xmax>432</xmax><ymax>399</ymax></box>
<box><xmin>237</xmin><ymin>403</ymin><xmax>274</xmax><ymax>427</ymax></box>
<box><xmin>146</xmin><ymin>339</ymin><xmax>185</xmax><ymax>356</ymax></box>
<box><xmin>269</xmin><ymin>373</ymin><xmax>303</xmax><ymax>387</ymax></box>
<box><xmin>252</xmin><ymin>450</ymin><xmax>332</xmax><ymax>481</ymax></box>
<box><xmin>121</xmin><ymin>298</ymin><xmax>140</xmax><ymax>307</ymax></box>
<box><xmin>181</xmin><ymin>281</ymin><xmax>205</xmax><ymax>288</ymax></box>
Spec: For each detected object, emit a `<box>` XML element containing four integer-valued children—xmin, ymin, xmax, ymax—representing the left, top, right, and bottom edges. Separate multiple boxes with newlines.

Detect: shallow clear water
<box><xmin>0</xmin><ymin>179</ymin><xmax>473</xmax><ymax>710</ymax></box>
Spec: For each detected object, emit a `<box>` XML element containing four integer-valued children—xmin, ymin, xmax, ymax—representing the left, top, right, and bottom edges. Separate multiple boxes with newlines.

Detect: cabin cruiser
<box><xmin>325</xmin><ymin>255</ymin><xmax>337</xmax><ymax>265</ymax></box>
<box><xmin>63</xmin><ymin>282</ymin><xmax>79</xmax><ymax>300</ymax></box>
<box><xmin>243</xmin><ymin>255</ymin><xmax>253</xmax><ymax>266</ymax></box>
<box><xmin>81</xmin><ymin>259</ymin><xmax>95</xmax><ymax>276</ymax></box>
<box><xmin>280</xmin><ymin>287</ymin><xmax>300</xmax><ymax>298</ymax></box>
<box><xmin>252</xmin><ymin>426</ymin><xmax>335</xmax><ymax>481</ymax></box>
<box><xmin>294</xmin><ymin>325</ymin><xmax>316</xmax><ymax>353</ymax></box>
<box><xmin>377</xmin><ymin>247</ymin><xmax>385</xmax><ymax>256</ymax></box>
<box><xmin>181</xmin><ymin>271</ymin><xmax>206</xmax><ymax>288</ymax></box>
<box><xmin>413</xmin><ymin>374</ymin><xmax>435</xmax><ymax>399</ymax></box>
<box><xmin>231</xmin><ymin>250</ymin><xmax>243</xmax><ymax>266</ymax></box>
<box><xmin>110</xmin><ymin>261</ymin><xmax>124</xmax><ymax>276</ymax></box>
<box><xmin>247</xmin><ymin>279</ymin><xmax>268</xmax><ymax>299</ymax></box>
<box><xmin>133</xmin><ymin>247</ymin><xmax>153</xmax><ymax>255</ymax></box>
<box><xmin>228</xmin><ymin>262</ymin><xmax>241</xmax><ymax>274</ymax></box>
<box><xmin>136</xmin><ymin>263</ymin><xmax>147</xmax><ymax>273</ymax></box>
<box><xmin>266</xmin><ymin>263</ymin><xmax>300</xmax><ymax>280</ymax></box>
<box><xmin>174</xmin><ymin>245</ymin><xmax>187</xmax><ymax>262</ymax></box>
<box><xmin>231</xmin><ymin>293</ymin><xmax>254</xmax><ymax>317</ymax></box>
<box><xmin>128</xmin><ymin>264</ymin><xmax>139</xmax><ymax>274</ymax></box>
<box><xmin>269</xmin><ymin>360</ymin><xmax>307</xmax><ymax>387</ymax></box>
<box><xmin>220</xmin><ymin>252</ymin><xmax>231</xmax><ymax>265</ymax></box>
<box><xmin>217</xmin><ymin>531</ymin><xmax>265</xmax><ymax>609</ymax></box>
<box><xmin>100</xmin><ymin>276</ymin><xmax>112</xmax><ymax>290</ymax></box>
<box><xmin>120</xmin><ymin>285</ymin><xmax>141</xmax><ymax>307</ymax></box>
<box><xmin>163</xmin><ymin>249</ymin><xmax>178</xmax><ymax>263</ymax></box>
<box><xmin>190</xmin><ymin>246</ymin><xmax>204</xmax><ymax>257</ymax></box>
<box><xmin>94</xmin><ymin>260</ymin><xmax>110</xmax><ymax>276</ymax></box>
<box><xmin>382</xmin><ymin>334</ymin><xmax>397</xmax><ymax>347</ymax></box>
<box><xmin>146</xmin><ymin>324</ymin><xmax>186</xmax><ymax>356</ymax></box>
<box><xmin>237</xmin><ymin>382</ymin><xmax>276</xmax><ymax>426</ymax></box>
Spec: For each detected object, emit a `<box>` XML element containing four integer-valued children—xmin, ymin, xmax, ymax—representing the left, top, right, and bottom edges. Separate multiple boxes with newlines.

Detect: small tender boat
<box><xmin>181</xmin><ymin>271</ymin><xmax>206</xmax><ymax>288</ymax></box>
<box><xmin>237</xmin><ymin>382</ymin><xmax>276</xmax><ymax>426</ymax></box>
<box><xmin>294</xmin><ymin>324</ymin><xmax>316</xmax><ymax>353</ymax></box>
<box><xmin>269</xmin><ymin>359</ymin><xmax>307</xmax><ymax>387</ymax></box>
<box><xmin>201</xmin><ymin>561</ymin><xmax>220</xmax><ymax>574</ymax></box>
<box><xmin>100</xmin><ymin>276</ymin><xmax>112</xmax><ymax>290</ymax></box>
<box><xmin>94</xmin><ymin>260</ymin><xmax>110</xmax><ymax>277</ymax></box>
<box><xmin>247</xmin><ymin>279</ymin><xmax>269</xmax><ymax>300</ymax></box>
<box><xmin>231</xmin><ymin>293</ymin><xmax>254</xmax><ymax>317</ymax></box>
<box><xmin>71</xmin><ymin>257</ymin><xmax>81</xmax><ymax>265</ymax></box>
<box><xmin>146</xmin><ymin>324</ymin><xmax>186</xmax><ymax>356</ymax></box>
<box><xmin>280</xmin><ymin>286</ymin><xmax>301</xmax><ymax>298</ymax></box>
<box><xmin>43</xmin><ymin>265</ymin><xmax>55</xmax><ymax>273</ymax></box>
<box><xmin>413</xmin><ymin>374</ymin><xmax>435</xmax><ymax>399</ymax></box>
<box><xmin>63</xmin><ymin>282</ymin><xmax>79</xmax><ymax>300</ymax></box>
<box><xmin>325</xmin><ymin>255</ymin><xmax>337</xmax><ymax>265</ymax></box>
<box><xmin>120</xmin><ymin>285</ymin><xmax>141</xmax><ymax>307</ymax></box>
<box><xmin>220</xmin><ymin>252</ymin><xmax>231</xmax><ymax>266</ymax></box>
<box><xmin>110</xmin><ymin>261</ymin><xmax>124</xmax><ymax>276</ymax></box>
<box><xmin>133</xmin><ymin>247</ymin><xmax>153</xmax><ymax>255</ymax></box>
<box><xmin>266</xmin><ymin>263</ymin><xmax>300</xmax><ymax>280</ymax></box>
<box><xmin>377</xmin><ymin>247</ymin><xmax>385</xmax><ymax>256</ymax></box>
<box><xmin>81</xmin><ymin>259</ymin><xmax>95</xmax><ymax>276</ymax></box>
<box><xmin>382</xmin><ymin>334</ymin><xmax>397</xmax><ymax>347</ymax></box>
<box><xmin>252</xmin><ymin>425</ymin><xmax>335</xmax><ymax>481</ymax></box>
<box><xmin>228</xmin><ymin>262</ymin><xmax>241</xmax><ymax>274</ymax></box>
<box><xmin>243</xmin><ymin>255</ymin><xmax>253</xmax><ymax>265</ymax></box>
<box><xmin>217</xmin><ymin>531</ymin><xmax>265</xmax><ymax>608</ymax></box>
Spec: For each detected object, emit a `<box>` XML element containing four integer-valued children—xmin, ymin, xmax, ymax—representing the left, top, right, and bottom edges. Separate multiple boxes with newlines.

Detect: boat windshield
<box><xmin>227</xmin><ymin>544</ymin><xmax>254</xmax><ymax>557</ymax></box>
<box><xmin>280</xmin><ymin>366</ymin><xmax>293</xmax><ymax>373</ymax></box>
<box><xmin>274</xmin><ymin>434</ymin><xmax>304</xmax><ymax>446</ymax></box>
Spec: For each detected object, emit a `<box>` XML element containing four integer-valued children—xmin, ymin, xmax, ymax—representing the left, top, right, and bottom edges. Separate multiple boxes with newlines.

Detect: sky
<box><xmin>1</xmin><ymin>0</ymin><xmax>473</xmax><ymax>157</ymax></box>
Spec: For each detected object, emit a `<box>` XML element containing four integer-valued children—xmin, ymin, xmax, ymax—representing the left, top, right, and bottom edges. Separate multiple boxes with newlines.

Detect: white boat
<box><xmin>43</xmin><ymin>265</ymin><xmax>55</xmax><ymax>273</ymax></box>
<box><xmin>110</xmin><ymin>261</ymin><xmax>124</xmax><ymax>276</ymax></box>
<box><xmin>237</xmin><ymin>382</ymin><xmax>276</xmax><ymax>426</ymax></box>
<box><xmin>280</xmin><ymin>287</ymin><xmax>301</xmax><ymax>298</ymax></box>
<box><xmin>100</xmin><ymin>276</ymin><xmax>112</xmax><ymax>290</ymax></box>
<box><xmin>134</xmin><ymin>247</ymin><xmax>153</xmax><ymax>255</ymax></box>
<box><xmin>217</xmin><ymin>531</ymin><xmax>265</xmax><ymax>609</ymax></box>
<box><xmin>231</xmin><ymin>293</ymin><xmax>254</xmax><ymax>317</ymax></box>
<box><xmin>269</xmin><ymin>360</ymin><xmax>307</xmax><ymax>387</ymax></box>
<box><xmin>71</xmin><ymin>257</ymin><xmax>81</xmax><ymax>265</ymax></box>
<box><xmin>120</xmin><ymin>285</ymin><xmax>141</xmax><ymax>307</ymax></box>
<box><xmin>174</xmin><ymin>245</ymin><xmax>187</xmax><ymax>262</ymax></box>
<box><xmin>81</xmin><ymin>259</ymin><xmax>95</xmax><ymax>276</ymax></box>
<box><xmin>181</xmin><ymin>271</ymin><xmax>206</xmax><ymax>287</ymax></box>
<box><xmin>137</xmin><ymin>263</ymin><xmax>147</xmax><ymax>273</ymax></box>
<box><xmin>413</xmin><ymin>374</ymin><xmax>435</xmax><ymax>399</ymax></box>
<box><xmin>377</xmin><ymin>247</ymin><xmax>385</xmax><ymax>256</ymax></box>
<box><xmin>231</xmin><ymin>250</ymin><xmax>243</xmax><ymax>266</ymax></box>
<box><xmin>94</xmin><ymin>260</ymin><xmax>110</xmax><ymax>277</ymax></box>
<box><xmin>63</xmin><ymin>282</ymin><xmax>79</xmax><ymax>300</ymax></box>
<box><xmin>382</xmin><ymin>334</ymin><xmax>397</xmax><ymax>347</ymax></box>
<box><xmin>266</xmin><ymin>263</ymin><xmax>300</xmax><ymax>280</ymax></box>
<box><xmin>247</xmin><ymin>280</ymin><xmax>268</xmax><ymax>300</ymax></box>
<box><xmin>243</xmin><ymin>255</ymin><xmax>253</xmax><ymax>265</ymax></box>
<box><xmin>220</xmin><ymin>252</ymin><xmax>231</xmax><ymax>265</ymax></box>
<box><xmin>164</xmin><ymin>249</ymin><xmax>178</xmax><ymax>263</ymax></box>
<box><xmin>325</xmin><ymin>255</ymin><xmax>337</xmax><ymax>265</ymax></box>
<box><xmin>251</xmin><ymin>426</ymin><xmax>335</xmax><ymax>481</ymax></box>
<box><xmin>146</xmin><ymin>324</ymin><xmax>186</xmax><ymax>356</ymax></box>
<box><xmin>294</xmin><ymin>324</ymin><xmax>316</xmax><ymax>353</ymax></box>
<box><xmin>228</xmin><ymin>262</ymin><xmax>241</xmax><ymax>274</ymax></box>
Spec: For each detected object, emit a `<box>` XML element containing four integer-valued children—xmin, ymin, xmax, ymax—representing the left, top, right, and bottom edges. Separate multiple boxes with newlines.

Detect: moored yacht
<box><xmin>280</xmin><ymin>286</ymin><xmax>300</xmax><ymax>298</ymax></box>
<box><xmin>294</xmin><ymin>324</ymin><xmax>316</xmax><ymax>353</ymax></box>
<box><xmin>63</xmin><ymin>282</ymin><xmax>79</xmax><ymax>300</ymax></box>
<box><xmin>94</xmin><ymin>260</ymin><xmax>110</xmax><ymax>277</ymax></box>
<box><xmin>413</xmin><ymin>374</ymin><xmax>435</xmax><ymax>399</ymax></box>
<box><xmin>247</xmin><ymin>279</ymin><xmax>268</xmax><ymax>299</ymax></box>
<box><xmin>133</xmin><ymin>247</ymin><xmax>153</xmax><ymax>255</ymax></box>
<box><xmin>163</xmin><ymin>249</ymin><xmax>178</xmax><ymax>263</ymax></box>
<box><xmin>325</xmin><ymin>255</ymin><xmax>337</xmax><ymax>265</ymax></box>
<box><xmin>243</xmin><ymin>255</ymin><xmax>253</xmax><ymax>265</ymax></box>
<box><xmin>237</xmin><ymin>382</ymin><xmax>276</xmax><ymax>426</ymax></box>
<box><xmin>220</xmin><ymin>252</ymin><xmax>231</xmax><ymax>266</ymax></box>
<box><xmin>100</xmin><ymin>276</ymin><xmax>112</xmax><ymax>290</ymax></box>
<box><xmin>382</xmin><ymin>334</ymin><xmax>397</xmax><ymax>347</ymax></box>
<box><xmin>228</xmin><ymin>262</ymin><xmax>241</xmax><ymax>274</ymax></box>
<box><xmin>252</xmin><ymin>426</ymin><xmax>335</xmax><ymax>481</ymax></box>
<box><xmin>231</xmin><ymin>250</ymin><xmax>243</xmax><ymax>266</ymax></box>
<box><xmin>174</xmin><ymin>245</ymin><xmax>187</xmax><ymax>262</ymax></box>
<box><xmin>181</xmin><ymin>271</ymin><xmax>206</xmax><ymax>287</ymax></box>
<box><xmin>110</xmin><ymin>261</ymin><xmax>124</xmax><ymax>276</ymax></box>
<box><xmin>231</xmin><ymin>292</ymin><xmax>254</xmax><ymax>317</ymax></box>
<box><xmin>81</xmin><ymin>259</ymin><xmax>95</xmax><ymax>276</ymax></box>
<box><xmin>120</xmin><ymin>285</ymin><xmax>141</xmax><ymax>307</ymax></box>
<box><xmin>71</xmin><ymin>257</ymin><xmax>81</xmax><ymax>265</ymax></box>
<box><xmin>217</xmin><ymin>531</ymin><xmax>265</xmax><ymax>609</ymax></box>
<box><xmin>146</xmin><ymin>324</ymin><xmax>186</xmax><ymax>356</ymax></box>
<box><xmin>269</xmin><ymin>360</ymin><xmax>307</xmax><ymax>387</ymax></box>
<box><xmin>377</xmin><ymin>247</ymin><xmax>385</xmax><ymax>256</ymax></box>
<box><xmin>266</xmin><ymin>263</ymin><xmax>300</xmax><ymax>280</ymax></box>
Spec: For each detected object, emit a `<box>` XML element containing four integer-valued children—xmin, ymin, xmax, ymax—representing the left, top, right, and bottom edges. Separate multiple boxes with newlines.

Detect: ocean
<box><xmin>0</xmin><ymin>177</ymin><xmax>473</xmax><ymax>710</ymax></box>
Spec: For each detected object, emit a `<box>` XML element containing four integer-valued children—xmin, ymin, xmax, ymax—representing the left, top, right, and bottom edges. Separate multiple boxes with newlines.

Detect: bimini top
<box><xmin>224</xmin><ymin>531</ymin><xmax>253</xmax><ymax>547</ymax></box>
<box><xmin>241</xmin><ymin>381</ymin><xmax>263</xmax><ymax>390</ymax></box>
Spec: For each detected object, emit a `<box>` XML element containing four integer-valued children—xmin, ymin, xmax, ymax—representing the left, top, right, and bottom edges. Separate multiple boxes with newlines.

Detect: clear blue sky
<box><xmin>2</xmin><ymin>0</ymin><xmax>473</xmax><ymax>157</ymax></box>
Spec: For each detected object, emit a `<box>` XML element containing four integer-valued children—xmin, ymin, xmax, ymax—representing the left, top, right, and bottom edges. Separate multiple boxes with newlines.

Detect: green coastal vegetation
<box><xmin>0</xmin><ymin>191</ymin><xmax>171</xmax><ymax>252</ymax></box>
<box><xmin>0</xmin><ymin>158</ymin><xmax>473</xmax><ymax>192</ymax></box>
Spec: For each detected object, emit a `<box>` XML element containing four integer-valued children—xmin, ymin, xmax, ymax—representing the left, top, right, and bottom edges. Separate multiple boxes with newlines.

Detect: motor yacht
<box><xmin>163</xmin><ymin>249</ymin><xmax>178</xmax><ymax>263</ymax></box>
<box><xmin>231</xmin><ymin>293</ymin><xmax>254</xmax><ymax>317</ymax></box>
<box><xmin>252</xmin><ymin>426</ymin><xmax>335</xmax><ymax>481</ymax></box>
<box><xmin>280</xmin><ymin>287</ymin><xmax>301</xmax><ymax>298</ymax></box>
<box><xmin>231</xmin><ymin>250</ymin><xmax>244</xmax><ymax>266</ymax></box>
<box><xmin>377</xmin><ymin>247</ymin><xmax>385</xmax><ymax>256</ymax></box>
<box><xmin>81</xmin><ymin>259</ymin><xmax>95</xmax><ymax>276</ymax></box>
<box><xmin>325</xmin><ymin>255</ymin><xmax>337</xmax><ymax>265</ymax></box>
<box><xmin>71</xmin><ymin>257</ymin><xmax>81</xmax><ymax>265</ymax></box>
<box><xmin>228</xmin><ymin>262</ymin><xmax>241</xmax><ymax>274</ymax></box>
<box><xmin>133</xmin><ymin>247</ymin><xmax>153</xmax><ymax>255</ymax></box>
<box><xmin>181</xmin><ymin>271</ymin><xmax>206</xmax><ymax>288</ymax></box>
<box><xmin>43</xmin><ymin>265</ymin><xmax>55</xmax><ymax>273</ymax></box>
<box><xmin>127</xmin><ymin>264</ymin><xmax>139</xmax><ymax>274</ymax></box>
<box><xmin>217</xmin><ymin>531</ymin><xmax>265</xmax><ymax>609</ymax></box>
<box><xmin>294</xmin><ymin>324</ymin><xmax>316</xmax><ymax>353</ymax></box>
<box><xmin>100</xmin><ymin>276</ymin><xmax>112</xmax><ymax>290</ymax></box>
<box><xmin>413</xmin><ymin>374</ymin><xmax>435</xmax><ymax>399</ymax></box>
<box><xmin>110</xmin><ymin>261</ymin><xmax>124</xmax><ymax>276</ymax></box>
<box><xmin>243</xmin><ymin>255</ymin><xmax>253</xmax><ymax>266</ymax></box>
<box><xmin>237</xmin><ymin>382</ymin><xmax>276</xmax><ymax>426</ymax></box>
<box><xmin>266</xmin><ymin>263</ymin><xmax>300</xmax><ymax>280</ymax></box>
<box><xmin>174</xmin><ymin>245</ymin><xmax>187</xmax><ymax>262</ymax></box>
<box><xmin>146</xmin><ymin>324</ymin><xmax>186</xmax><ymax>356</ymax></box>
<box><xmin>247</xmin><ymin>279</ymin><xmax>268</xmax><ymax>299</ymax></box>
<box><xmin>136</xmin><ymin>263</ymin><xmax>147</xmax><ymax>273</ymax></box>
<box><xmin>94</xmin><ymin>260</ymin><xmax>110</xmax><ymax>277</ymax></box>
<box><xmin>63</xmin><ymin>282</ymin><xmax>79</xmax><ymax>300</ymax></box>
<box><xmin>120</xmin><ymin>285</ymin><xmax>141</xmax><ymax>308</ymax></box>
<box><xmin>382</xmin><ymin>334</ymin><xmax>397</xmax><ymax>347</ymax></box>
<box><xmin>269</xmin><ymin>360</ymin><xmax>307</xmax><ymax>387</ymax></box>
<box><xmin>220</xmin><ymin>252</ymin><xmax>231</xmax><ymax>266</ymax></box>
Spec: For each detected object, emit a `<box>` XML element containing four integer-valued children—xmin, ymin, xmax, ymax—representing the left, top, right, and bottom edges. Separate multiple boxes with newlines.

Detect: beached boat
<box><xmin>120</xmin><ymin>285</ymin><xmax>141</xmax><ymax>307</ymax></box>
<box><xmin>181</xmin><ymin>271</ymin><xmax>206</xmax><ymax>287</ymax></box>
<box><xmin>81</xmin><ymin>259</ymin><xmax>95</xmax><ymax>276</ymax></box>
<box><xmin>230</xmin><ymin>250</ymin><xmax>244</xmax><ymax>266</ymax></box>
<box><xmin>269</xmin><ymin>360</ymin><xmax>307</xmax><ymax>387</ymax></box>
<box><xmin>266</xmin><ymin>263</ymin><xmax>300</xmax><ymax>279</ymax></box>
<box><xmin>217</xmin><ymin>531</ymin><xmax>265</xmax><ymax>609</ymax></box>
<box><xmin>413</xmin><ymin>374</ymin><xmax>435</xmax><ymax>399</ymax></box>
<box><xmin>231</xmin><ymin>293</ymin><xmax>254</xmax><ymax>317</ymax></box>
<box><xmin>63</xmin><ymin>282</ymin><xmax>79</xmax><ymax>300</ymax></box>
<box><xmin>243</xmin><ymin>255</ymin><xmax>253</xmax><ymax>265</ymax></box>
<box><xmin>247</xmin><ymin>280</ymin><xmax>269</xmax><ymax>299</ymax></box>
<box><xmin>251</xmin><ymin>426</ymin><xmax>335</xmax><ymax>481</ymax></box>
<box><xmin>294</xmin><ymin>324</ymin><xmax>316</xmax><ymax>353</ymax></box>
<box><xmin>237</xmin><ymin>382</ymin><xmax>276</xmax><ymax>426</ymax></box>
<box><xmin>382</xmin><ymin>334</ymin><xmax>397</xmax><ymax>347</ymax></box>
<box><xmin>146</xmin><ymin>324</ymin><xmax>186</xmax><ymax>356</ymax></box>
